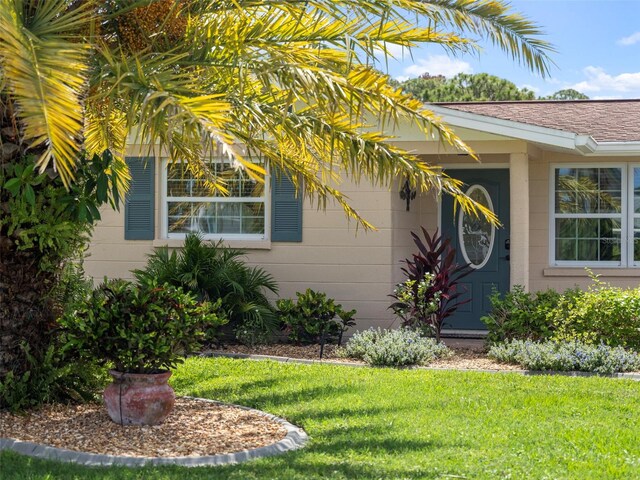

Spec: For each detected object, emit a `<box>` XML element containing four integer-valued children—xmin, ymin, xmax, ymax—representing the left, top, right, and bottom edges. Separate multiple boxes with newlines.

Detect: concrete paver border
<box><xmin>0</xmin><ymin>397</ymin><xmax>308</xmax><ymax>467</ymax></box>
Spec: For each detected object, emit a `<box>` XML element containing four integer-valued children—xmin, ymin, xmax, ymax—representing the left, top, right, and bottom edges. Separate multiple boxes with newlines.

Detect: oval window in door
<box><xmin>458</xmin><ymin>185</ymin><xmax>495</xmax><ymax>269</ymax></box>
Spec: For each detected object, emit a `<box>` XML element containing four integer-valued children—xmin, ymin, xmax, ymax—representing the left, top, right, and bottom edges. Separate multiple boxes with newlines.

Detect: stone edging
<box><xmin>0</xmin><ymin>397</ymin><xmax>308</xmax><ymax>467</ymax></box>
<box><xmin>207</xmin><ymin>352</ymin><xmax>640</xmax><ymax>381</ymax></box>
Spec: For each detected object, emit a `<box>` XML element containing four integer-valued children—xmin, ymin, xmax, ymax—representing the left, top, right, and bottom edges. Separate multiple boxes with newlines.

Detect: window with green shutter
<box><xmin>125</xmin><ymin>157</ymin><xmax>155</xmax><ymax>240</ymax></box>
<box><xmin>271</xmin><ymin>171</ymin><xmax>302</xmax><ymax>242</ymax></box>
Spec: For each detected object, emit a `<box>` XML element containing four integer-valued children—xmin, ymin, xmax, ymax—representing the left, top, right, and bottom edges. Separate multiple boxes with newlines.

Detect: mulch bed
<box><xmin>209</xmin><ymin>343</ymin><xmax>524</xmax><ymax>371</ymax></box>
<box><xmin>0</xmin><ymin>397</ymin><xmax>287</xmax><ymax>458</ymax></box>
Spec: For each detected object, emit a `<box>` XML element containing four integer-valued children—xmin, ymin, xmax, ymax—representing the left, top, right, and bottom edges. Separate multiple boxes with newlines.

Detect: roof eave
<box><xmin>590</xmin><ymin>142</ymin><xmax>640</xmax><ymax>156</ymax></box>
<box><xmin>429</xmin><ymin>105</ymin><xmax>639</xmax><ymax>156</ymax></box>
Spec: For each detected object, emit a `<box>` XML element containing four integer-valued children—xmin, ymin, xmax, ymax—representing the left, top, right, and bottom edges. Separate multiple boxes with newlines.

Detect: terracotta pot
<box><xmin>104</xmin><ymin>370</ymin><xmax>175</xmax><ymax>425</ymax></box>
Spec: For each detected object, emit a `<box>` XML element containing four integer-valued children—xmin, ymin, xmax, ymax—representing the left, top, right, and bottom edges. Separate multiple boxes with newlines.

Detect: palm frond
<box><xmin>0</xmin><ymin>0</ymin><xmax>91</xmax><ymax>186</ymax></box>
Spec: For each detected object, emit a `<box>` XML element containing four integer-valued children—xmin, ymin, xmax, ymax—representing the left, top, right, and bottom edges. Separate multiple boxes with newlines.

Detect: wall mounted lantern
<box><xmin>399</xmin><ymin>178</ymin><xmax>416</xmax><ymax>211</ymax></box>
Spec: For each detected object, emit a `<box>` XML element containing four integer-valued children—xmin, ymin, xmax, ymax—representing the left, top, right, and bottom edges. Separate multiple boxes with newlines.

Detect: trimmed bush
<box><xmin>488</xmin><ymin>340</ymin><xmax>640</xmax><ymax>374</ymax></box>
<box><xmin>60</xmin><ymin>279</ymin><xmax>227</xmax><ymax>373</ymax></box>
<box><xmin>481</xmin><ymin>286</ymin><xmax>584</xmax><ymax>344</ymax></box>
<box><xmin>277</xmin><ymin>289</ymin><xmax>356</xmax><ymax>345</ymax></box>
<box><xmin>549</xmin><ymin>277</ymin><xmax>640</xmax><ymax>351</ymax></box>
<box><xmin>339</xmin><ymin>328</ymin><xmax>451</xmax><ymax>367</ymax></box>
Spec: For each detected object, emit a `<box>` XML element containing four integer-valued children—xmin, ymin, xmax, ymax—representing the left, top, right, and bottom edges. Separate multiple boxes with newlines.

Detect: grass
<box><xmin>2</xmin><ymin>357</ymin><xmax>640</xmax><ymax>479</ymax></box>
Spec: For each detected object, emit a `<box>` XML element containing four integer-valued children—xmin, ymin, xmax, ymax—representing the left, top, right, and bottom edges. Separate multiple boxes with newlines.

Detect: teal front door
<box><xmin>441</xmin><ymin>169</ymin><xmax>510</xmax><ymax>330</ymax></box>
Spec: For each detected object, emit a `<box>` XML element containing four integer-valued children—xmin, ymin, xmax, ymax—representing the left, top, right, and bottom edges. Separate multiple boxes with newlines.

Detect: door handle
<box><xmin>505</xmin><ymin>238</ymin><xmax>510</xmax><ymax>251</ymax></box>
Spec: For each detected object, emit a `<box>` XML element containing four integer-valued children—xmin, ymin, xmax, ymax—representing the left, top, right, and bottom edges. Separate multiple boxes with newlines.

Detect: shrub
<box><xmin>549</xmin><ymin>277</ymin><xmax>640</xmax><ymax>351</ymax></box>
<box><xmin>488</xmin><ymin>340</ymin><xmax>640</xmax><ymax>374</ymax></box>
<box><xmin>1</xmin><ymin>152</ymin><xmax>124</xmax><ymax>398</ymax></box>
<box><xmin>0</xmin><ymin>342</ymin><xmax>107</xmax><ymax>413</ymax></box>
<box><xmin>0</xmin><ymin>257</ymin><xmax>106</xmax><ymax>412</ymax></box>
<box><xmin>276</xmin><ymin>289</ymin><xmax>356</xmax><ymax>346</ymax></box>
<box><xmin>134</xmin><ymin>234</ymin><xmax>278</xmax><ymax>345</ymax></box>
<box><xmin>59</xmin><ymin>279</ymin><xmax>227</xmax><ymax>373</ymax></box>
<box><xmin>481</xmin><ymin>286</ymin><xmax>580</xmax><ymax>344</ymax></box>
<box><xmin>339</xmin><ymin>328</ymin><xmax>451</xmax><ymax>367</ymax></box>
<box><xmin>390</xmin><ymin>228</ymin><xmax>472</xmax><ymax>342</ymax></box>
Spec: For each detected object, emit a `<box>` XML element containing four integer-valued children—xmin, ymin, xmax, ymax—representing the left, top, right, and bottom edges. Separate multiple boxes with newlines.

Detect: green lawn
<box><xmin>3</xmin><ymin>357</ymin><xmax>640</xmax><ymax>479</ymax></box>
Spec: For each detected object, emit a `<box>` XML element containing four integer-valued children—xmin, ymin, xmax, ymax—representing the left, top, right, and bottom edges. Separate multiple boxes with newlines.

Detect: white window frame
<box><xmin>549</xmin><ymin>163</ymin><xmax>638</xmax><ymax>268</ymax></box>
<box><xmin>632</xmin><ymin>164</ymin><xmax>640</xmax><ymax>267</ymax></box>
<box><xmin>161</xmin><ymin>158</ymin><xmax>270</xmax><ymax>241</ymax></box>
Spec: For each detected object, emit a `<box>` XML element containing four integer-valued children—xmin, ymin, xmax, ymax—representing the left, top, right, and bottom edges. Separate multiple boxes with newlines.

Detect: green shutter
<box><xmin>125</xmin><ymin>157</ymin><xmax>155</xmax><ymax>240</ymax></box>
<box><xmin>271</xmin><ymin>171</ymin><xmax>302</xmax><ymax>242</ymax></box>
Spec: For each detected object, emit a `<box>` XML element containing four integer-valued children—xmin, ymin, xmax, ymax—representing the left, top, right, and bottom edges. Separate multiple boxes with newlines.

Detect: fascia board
<box><xmin>590</xmin><ymin>142</ymin><xmax>640</xmax><ymax>156</ymax></box>
<box><xmin>429</xmin><ymin>105</ymin><xmax>593</xmax><ymax>154</ymax></box>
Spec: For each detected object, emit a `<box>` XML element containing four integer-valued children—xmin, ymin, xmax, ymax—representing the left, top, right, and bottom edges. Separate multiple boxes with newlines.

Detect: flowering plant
<box><xmin>391</xmin><ymin>273</ymin><xmax>441</xmax><ymax>337</ymax></box>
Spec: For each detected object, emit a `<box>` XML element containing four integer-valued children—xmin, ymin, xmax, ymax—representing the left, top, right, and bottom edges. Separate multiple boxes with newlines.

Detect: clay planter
<box><xmin>104</xmin><ymin>370</ymin><xmax>175</xmax><ymax>425</ymax></box>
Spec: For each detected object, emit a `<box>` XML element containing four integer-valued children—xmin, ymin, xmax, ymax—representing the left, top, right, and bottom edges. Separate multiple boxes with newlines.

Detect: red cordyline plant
<box><xmin>390</xmin><ymin>228</ymin><xmax>473</xmax><ymax>342</ymax></box>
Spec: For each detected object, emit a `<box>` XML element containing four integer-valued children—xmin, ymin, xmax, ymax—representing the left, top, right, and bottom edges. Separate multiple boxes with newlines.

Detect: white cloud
<box><xmin>617</xmin><ymin>32</ymin><xmax>640</xmax><ymax>46</ymax></box>
<box><xmin>570</xmin><ymin>66</ymin><xmax>640</xmax><ymax>95</ymax></box>
<box><xmin>401</xmin><ymin>55</ymin><xmax>472</xmax><ymax>79</ymax></box>
<box><xmin>373</xmin><ymin>43</ymin><xmax>408</xmax><ymax>61</ymax></box>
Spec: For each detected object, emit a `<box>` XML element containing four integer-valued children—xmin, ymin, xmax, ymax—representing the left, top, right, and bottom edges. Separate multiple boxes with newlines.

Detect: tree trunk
<box><xmin>0</xmin><ymin>241</ymin><xmax>57</xmax><ymax>379</ymax></box>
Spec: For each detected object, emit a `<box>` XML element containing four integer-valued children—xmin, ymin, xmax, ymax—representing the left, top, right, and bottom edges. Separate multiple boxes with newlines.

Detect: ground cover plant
<box><xmin>338</xmin><ymin>327</ymin><xmax>451</xmax><ymax>367</ymax></box>
<box><xmin>3</xmin><ymin>357</ymin><xmax>639</xmax><ymax>479</ymax></box>
<box><xmin>488</xmin><ymin>340</ymin><xmax>640</xmax><ymax>374</ymax></box>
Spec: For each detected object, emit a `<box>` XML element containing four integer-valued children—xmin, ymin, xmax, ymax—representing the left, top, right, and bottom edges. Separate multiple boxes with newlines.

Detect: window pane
<box><xmin>635</xmin><ymin>167</ymin><xmax>640</xmax><ymax>214</ymax></box>
<box><xmin>555</xmin><ymin>191</ymin><xmax>577</xmax><ymax>213</ymax></box>
<box><xmin>167</xmin><ymin>201</ymin><xmax>265</xmax><ymax>235</ymax></box>
<box><xmin>168</xmin><ymin>201</ymin><xmax>211</xmax><ymax>234</ymax></box>
<box><xmin>555</xmin><ymin>167</ymin><xmax>623</xmax><ymax>214</ymax></box>
<box><xmin>577</xmin><ymin>239</ymin><xmax>598</xmax><ymax>261</ymax></box>
<box><xmin>577</xmin><ymin>168</ymin><xmax>598</xmax><ymax>184</ymax></box>
<box><xmin>167</xmin><ymin>163</ymin><xmax>210</xmax><ymax>197</ymax></box>
<box><xmin>576</xmin><ymin>218</ymin><xmax>598</xmax><ymax>238</ymax></box>
<box><xmin>599</xmin><ymin>168</ymin><xmax>622</xmax><ymax>190</ymax></box>
<box><xmin>555</xmin><ymin>168</ymin><xmax>575</xmax><ymax>190</ymax></box>
<box><xmin>598</xmin><ymin>191</ymin><xmax>622</xmax><ymax>213</ymax></box>
<box><xmin>556</xmin><ymin>218</ymin><xmax>576</xmax><ymax>238</ymax></box>
<box><xmin>556</xmin><ymin>239</ymin><xmax>576</xmax><ymax>261</ymax></box>
<box><xmin>599</xmin><ymin>238</ymin><xmax>621</xmax><ymax>262</ymax></box>
<box><xmin>635</xmin><ymin>218</ymin><xmax>640</xmax><ymax>262</ymax></box>
<box><xmin>600</xmin><ymin>218</ymin><xmax>621</xmax><ymax>238</ymax></box>
<box><xmin>167</xmin><ymin>161</ymin><xmax>263</xmax><ymax>199</ymax></box>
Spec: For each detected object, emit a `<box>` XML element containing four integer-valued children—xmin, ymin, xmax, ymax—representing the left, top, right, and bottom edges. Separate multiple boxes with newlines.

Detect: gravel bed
<box><xmin>0</xmin><ymin>397</ymin><xmax>287</xmax><ymax>458</ymax></box>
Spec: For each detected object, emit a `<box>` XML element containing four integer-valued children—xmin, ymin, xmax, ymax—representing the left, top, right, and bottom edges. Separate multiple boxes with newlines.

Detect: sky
<box><xmin>381</xmin><ymin>0</ymin><xmax>640</xmax><ymax>99</ymax></box>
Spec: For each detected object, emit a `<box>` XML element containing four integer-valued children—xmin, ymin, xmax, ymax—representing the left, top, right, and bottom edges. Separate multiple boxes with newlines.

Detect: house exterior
<box><xmin>85</xmin><ymin>99</ymin><xmax>640</xmax><ymax>333</ymax></box>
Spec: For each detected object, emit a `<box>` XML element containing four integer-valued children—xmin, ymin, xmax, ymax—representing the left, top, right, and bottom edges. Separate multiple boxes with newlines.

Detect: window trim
<box><xmin>160</xmin><ymin>158</ymin><xmax>270</xmax><ymax>241</ymax></box>
<box><xmin>632</xmin><ymin>164</ymin><xmax>640</xmax><ymax>267</ymax></box>
<box><xmin>549</xmin><ymin>162</ymin><xmax>635</xmax><ymax>268</ymax></box>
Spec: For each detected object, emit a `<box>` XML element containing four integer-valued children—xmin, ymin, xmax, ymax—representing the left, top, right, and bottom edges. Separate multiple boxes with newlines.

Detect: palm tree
<box><xmin>0</xmin><ymin>0</ymin><xmax>553</xmax><ymax>379</ymax></box>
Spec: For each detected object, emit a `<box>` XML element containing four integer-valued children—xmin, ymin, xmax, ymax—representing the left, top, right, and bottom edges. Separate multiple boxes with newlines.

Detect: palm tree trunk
<box><xmin>0</xmin><ymin>243</ymin><xmax>57</xmax><ymax>379</ymax></box>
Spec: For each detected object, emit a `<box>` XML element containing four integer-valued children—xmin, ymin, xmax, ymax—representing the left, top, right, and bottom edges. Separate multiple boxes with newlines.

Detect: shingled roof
<box><xmin>434</xmin><ymin>99</ymin><xmax>640</xmax><ymax>143</ymax></box>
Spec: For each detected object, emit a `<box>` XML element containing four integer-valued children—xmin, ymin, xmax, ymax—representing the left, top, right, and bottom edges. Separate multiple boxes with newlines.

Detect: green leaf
<box><xmin>24</xmin><ymin>184</ymin><xmax>36</xmax><ymax>206</ymax></box>
<box><xmin>4</xmin><ymin>178</ymin><xmax>21</xmax><ymax>196</ymax></box>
